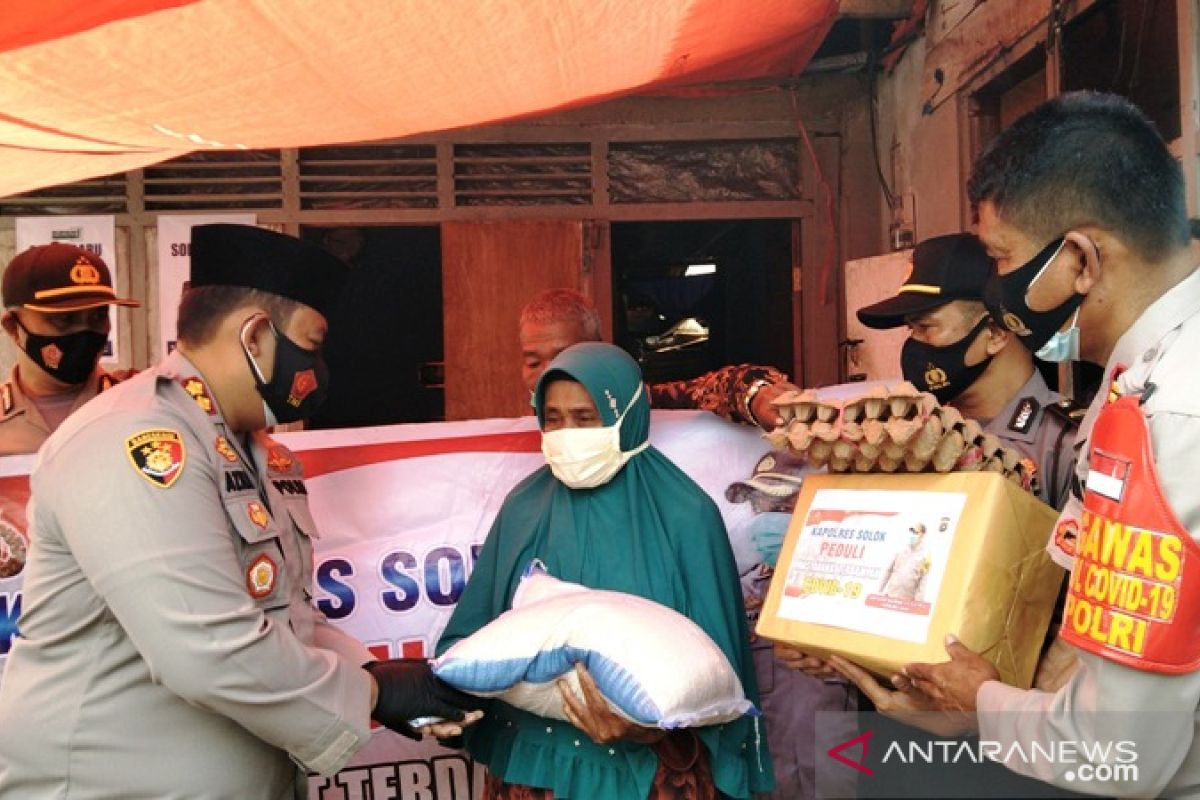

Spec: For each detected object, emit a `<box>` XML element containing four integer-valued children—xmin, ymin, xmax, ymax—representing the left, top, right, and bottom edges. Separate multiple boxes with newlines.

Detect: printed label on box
<box><xmin>777</xmin><ymin>489</ymin><xmax>968</xmax><ymax>643</ymax></box>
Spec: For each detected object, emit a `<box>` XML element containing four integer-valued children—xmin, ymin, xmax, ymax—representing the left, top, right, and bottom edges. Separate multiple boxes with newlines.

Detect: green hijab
<box><xmin>436</xmin><ymin>343</ymin><xmax>773</xmax><ymax>799</ymax></box>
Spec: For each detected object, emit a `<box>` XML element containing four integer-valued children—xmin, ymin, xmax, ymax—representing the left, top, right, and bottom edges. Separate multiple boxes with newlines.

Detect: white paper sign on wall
<box><xmin>156</xmin><ymin>214</ymin><xmax>256</xmax><ymax>357</ymax></box>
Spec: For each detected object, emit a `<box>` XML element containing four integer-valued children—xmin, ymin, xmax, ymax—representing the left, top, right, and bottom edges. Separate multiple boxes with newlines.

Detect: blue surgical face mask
<box><xmin>1034</xmin><ymin>308</ymin><xmax>1081</xmax><ymax>362</ymax></box>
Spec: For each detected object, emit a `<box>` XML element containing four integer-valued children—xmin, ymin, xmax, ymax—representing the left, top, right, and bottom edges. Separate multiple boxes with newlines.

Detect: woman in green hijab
<box><xmin>435</xmin><ymin>342</ymin><xmax>773</xmax><ymax>800</ymax></box>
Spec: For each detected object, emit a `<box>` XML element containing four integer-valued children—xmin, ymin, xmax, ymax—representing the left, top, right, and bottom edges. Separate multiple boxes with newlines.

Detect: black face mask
<box><xmin>241</xmin><ymin>319</ymin><xmax>330</xmax><ymax>425</ymax></box>
<box><xmin>17</xmin><ymin>321</ymin><xmax>107</xmax><ymax>385</ymax></box>
<box><xmin>983</xmin><ymin>237</ymin><xmax>1085</xmax><ymax>354</ymax></box>
<box><xmin>901</xmin><ymin>316</ymin><xmax>992</xmax><ymax>404</ymax></box>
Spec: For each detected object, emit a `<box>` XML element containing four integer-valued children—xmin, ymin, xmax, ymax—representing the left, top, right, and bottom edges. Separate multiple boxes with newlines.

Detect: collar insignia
<box><xmin>267</xmin><ymin>446</ymin><xmax>294</xmax><ymax>473</ymax></box>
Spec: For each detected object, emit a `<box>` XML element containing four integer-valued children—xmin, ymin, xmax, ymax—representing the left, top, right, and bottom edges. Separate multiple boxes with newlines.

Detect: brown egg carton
<box><xmin>767</xmin><ymin>383</ymin><xmax>1039</xmax><ymax>494</ymax></box>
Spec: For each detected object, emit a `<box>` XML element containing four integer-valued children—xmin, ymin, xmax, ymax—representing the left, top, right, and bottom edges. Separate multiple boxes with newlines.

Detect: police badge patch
<box><xmin>126</xmin><ymin>429</ymin><xmax>186</xmax><ymax>488</ymax></box>
<box><xmin>246</xmin><ymin>553</ymin><xmax>278</xmax><ymax>599</ymax></box>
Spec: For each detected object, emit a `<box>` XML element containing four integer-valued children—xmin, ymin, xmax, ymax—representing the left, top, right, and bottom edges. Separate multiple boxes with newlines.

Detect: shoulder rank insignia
<box><xmin>0</xmin><ymin>383</ymin><xmax>13</xmax><ymax>416</ymax></box>
<box><xmin>246</xmin><ymin>553</ymin><xmax>278</xmax><ymax>599</ymax></box>
<box><xmin>180</xmin><ymin>376</ymin><xmax>215</xmax><ymax>415</ymax></box>
<box><xmin>1007</xmin><ymin>397</ymin><xmax>1040</xmax><ymax>434</ymax></box>
<box><xmin>126</xmin><ymin>429</ymin><xmax>186</xmax><ymax>488</ymax></box>
<box><xmin>214</xmin><ymin>435</ymin><xmax>239</xmax><ymax>463</ymax></box>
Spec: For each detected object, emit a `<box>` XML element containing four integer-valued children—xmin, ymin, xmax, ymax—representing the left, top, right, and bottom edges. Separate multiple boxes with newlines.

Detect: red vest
<box><xmin>1061</xmin><ymin>387</ymin><xmax>1200</xmax><ymax>673</ymax></box>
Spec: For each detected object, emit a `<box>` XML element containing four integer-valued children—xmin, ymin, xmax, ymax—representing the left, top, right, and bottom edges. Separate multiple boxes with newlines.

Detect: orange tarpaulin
<box><xmin>0</xmin><ymin>0</ymin><xmax>837</xmax><ymax>198</ymax></box>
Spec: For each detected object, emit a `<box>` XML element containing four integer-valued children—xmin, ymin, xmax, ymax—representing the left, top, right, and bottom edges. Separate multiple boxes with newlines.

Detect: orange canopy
<box><xmin>0</xmin><ymin>0</ymin><xmax>837</xmax><ymax>198</ymax></box>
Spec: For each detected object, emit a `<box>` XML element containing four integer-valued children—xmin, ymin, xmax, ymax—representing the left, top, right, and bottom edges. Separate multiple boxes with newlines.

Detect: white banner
<box><xmin>155</xmin><ymin>214</ymin><xmax>257</xmax><ymax>357</ymax></box>
<box><xmin>0</xmin><ymin>410</ymin><xmax>770</xmax><ymax>799</ymax></box>
<box><xmin>13</xmin><ymin>216</ymin><xmax>119</xmax><ymax>362</ymax></box>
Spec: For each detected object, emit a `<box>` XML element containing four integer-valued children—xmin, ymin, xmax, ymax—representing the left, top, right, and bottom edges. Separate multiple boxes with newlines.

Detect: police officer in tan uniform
<box><xmin>779</xmin><ymin>234</ymin><xmax>1084</xmax><ymax>799</ymax></box>
<box><xmin>856</xmin><ymin>232</ymin><xmax>1077</xmax><ymax>509</ymax></box>
<box><xmin>833</xmin><ymin>93</ymin><xmax>1200</xmax><ymax>798</ymax></box>
<box><xmin>0</xmin><ymin>225</ymin><xmax>478</xmax><ymax>799</ymax></box>
<box><xmin>878</xmin><ymin>522</ymin><xmax>933</xmax><ymax>601</ymax></box>
<box><xmin>0</xmin><ymin>243</ymin><xmax>139</xmax><ymax>456</ymax></box>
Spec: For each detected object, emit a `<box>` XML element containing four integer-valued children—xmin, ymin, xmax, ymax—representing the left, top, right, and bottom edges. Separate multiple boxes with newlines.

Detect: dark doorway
<box><xmin>303</xmin><ymin>225</ymin><xmax>444</xmax><ymax>428</ymax></box>
<box><xmin>611</xmin><ymin>220</ymin><xmax>794</xmax><ymax>384</ymax></box>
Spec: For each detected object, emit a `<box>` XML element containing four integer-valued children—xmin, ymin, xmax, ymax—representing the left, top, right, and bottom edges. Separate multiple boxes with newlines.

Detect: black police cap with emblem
<box><xmin>189</xmin><ymin>224</ymin><xmax>347</xmax><ymax>320</ymax></box>
<box><xmin>856</xmin><ymin>233</ymin><xmax>994</xmax><ymax>330</ymax></box>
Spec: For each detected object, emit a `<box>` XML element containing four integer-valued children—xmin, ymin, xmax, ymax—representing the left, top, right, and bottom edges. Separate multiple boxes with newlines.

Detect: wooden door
<box><xmin>442</xmin><ymin>220</ymin><xmax>586</xmax><ymax>420</ymax></box>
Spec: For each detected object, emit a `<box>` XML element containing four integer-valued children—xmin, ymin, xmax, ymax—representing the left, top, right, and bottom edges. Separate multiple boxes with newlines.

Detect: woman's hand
<box><xmin>774</xmin><ymin>643</ymin><xmax>838</xmax><ymax>679</ymax></box>
<box><xmin>558</xmin><ymin>663</ymin><xmax>666</xmax><ymax>745</ymax></box>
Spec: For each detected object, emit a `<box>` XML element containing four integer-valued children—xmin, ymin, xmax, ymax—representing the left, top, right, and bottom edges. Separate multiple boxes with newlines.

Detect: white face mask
<box><xmin>541</xmin><ymin>382</ymin><xmax>649</xmax><ymax>489</ymax></box>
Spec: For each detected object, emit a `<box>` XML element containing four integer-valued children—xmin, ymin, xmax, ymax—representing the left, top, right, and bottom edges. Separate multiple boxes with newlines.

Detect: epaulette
<box><xmin>1045</xmin><ymin>397</ymin><xmax>1086</xmax><ymax>428</ymax></box>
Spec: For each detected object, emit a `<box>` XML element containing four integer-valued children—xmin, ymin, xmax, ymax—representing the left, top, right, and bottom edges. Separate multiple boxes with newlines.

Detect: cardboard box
<box><xmin>756</xmin><ymin>471</ymin><xmax>1063</xmax><ymax>688</ymax></box>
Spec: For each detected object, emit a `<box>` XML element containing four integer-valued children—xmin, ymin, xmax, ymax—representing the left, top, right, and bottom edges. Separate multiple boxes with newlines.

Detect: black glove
<box><xmin>363</xmin><ymin>659</ymin><xmax>477</xmax><ymax>740</ymax></box>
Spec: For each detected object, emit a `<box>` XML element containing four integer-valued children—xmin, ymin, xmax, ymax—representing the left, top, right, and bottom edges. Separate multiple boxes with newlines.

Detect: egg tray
<box><xmin>762</xmin><ymin>382</ymin><xmax>1038</xmax><ymax>494</ymax></box>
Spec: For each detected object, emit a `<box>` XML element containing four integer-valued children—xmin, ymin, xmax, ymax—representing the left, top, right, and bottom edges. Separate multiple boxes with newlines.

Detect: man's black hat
<box><xmin>856</xmin><ymin>233</ymin><xmax>993</xmax><ymax>330</ymax></box>
<box><xmin>189</xmin><ymin>224</ymin><xmax>346</xmax><ymax>319</ymax></box>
